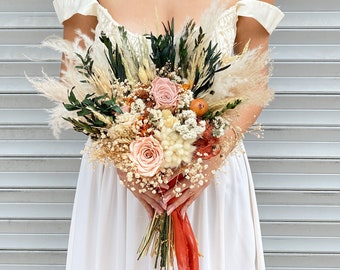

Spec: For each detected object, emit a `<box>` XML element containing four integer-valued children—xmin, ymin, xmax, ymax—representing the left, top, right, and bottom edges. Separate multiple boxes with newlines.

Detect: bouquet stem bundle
<box><xmin>138</xmin><ymin>175</ymin><xmax>199</xmax><ymax>270</ymax></box>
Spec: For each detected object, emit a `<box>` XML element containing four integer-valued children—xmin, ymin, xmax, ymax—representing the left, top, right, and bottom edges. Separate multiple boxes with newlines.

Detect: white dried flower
<box><xmin>138</xmin><ymin>66</ymin><xmax>149</xmax><ymax>84</ymax></box>
<box><xmin>161</xmin><ymin>109</ymin><xmax>178</xmax><ymax>128</ymax></box>
<box><xmin>130</xmin><ymin>98</ymin><xmax>146</xmax><ymax>113</ymax></box>
<box><xmin>154</xmin><ymin>126</ymin><xmax>195</xmax><ymax>168</ymax></box>
<box><xmin>174</xmin><ymin>110</ymin><xmax>206</xmax><ymax>140</ymax></box>
<box><xmin>177</xmin><ymin>90</ymin><xmax>194</xmax><ymax>109</ymax></box>
<box><xmin>212</xmin><ymin>116</ymin><xmax>228</xmax><ymax>137</ymax></box>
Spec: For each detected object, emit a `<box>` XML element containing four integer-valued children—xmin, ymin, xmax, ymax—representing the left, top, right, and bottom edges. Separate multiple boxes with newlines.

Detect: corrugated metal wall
<box><xmin>1</xmin><ymin>1</ymin><xmax>74</xmax><ymax>269</ymax></box>
<box><xmin>0</xmin><ymin>0</ymin><xmax>339</xmax><ymax>269</ymax></box>
<box><xmin>255</xmin><ymin>1</ymin><xmax>340</xmax><ymax>269</ymax></box>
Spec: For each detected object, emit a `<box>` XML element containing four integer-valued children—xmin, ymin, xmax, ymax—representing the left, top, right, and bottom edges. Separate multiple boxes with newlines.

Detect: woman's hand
<box><xmin>163</xmin><ymin>154</ymin><xmax>223</xmax><ymax>217</ymax></box>
<box><xmin>116</xmin><ymin>169</ymin><xmax>167</xmax><ymax>218</ymax></box>
<box><xmin>164</xmin><ymin>176</ymin><xmax>212</xmax><ymax>218</ymax></box>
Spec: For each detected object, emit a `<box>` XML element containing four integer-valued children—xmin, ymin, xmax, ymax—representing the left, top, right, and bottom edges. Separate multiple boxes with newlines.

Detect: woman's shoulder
<box><xmin>53</xmin><ymin>0</ymin><xmax>99</xmax><ymax>23</ymax></box>
<box><xmin>235</xmin><ymin>0</ymin><xmax>284</xmax><ymax>34</ymax></box>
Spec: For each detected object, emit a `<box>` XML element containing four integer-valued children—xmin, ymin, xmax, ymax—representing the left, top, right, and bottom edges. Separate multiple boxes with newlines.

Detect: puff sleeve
<box><xmin>236</xmin><ymin>0</ymin><xmax>284</xmax><ymax>34</ymax></box>
<box><xmin>53</xmin><ymin>0</ymin><xmax>99</xmax><ymax>23</ymax></box>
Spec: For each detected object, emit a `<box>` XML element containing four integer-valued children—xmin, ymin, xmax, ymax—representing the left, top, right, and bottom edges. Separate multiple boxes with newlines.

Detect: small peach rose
<box><xmin>151</xmin><ymin>77</ymin><xmax>179</xmax><ymax>109</ymax></box>
<box><xmin>129</xmin><ymin>136</ymin><xmax>164</xmax><ymax>177</ymax></box>
<box><xmin>121</xmin><ymin>105</ymin><xmax>130</xmax><ymax>113</ymax></box>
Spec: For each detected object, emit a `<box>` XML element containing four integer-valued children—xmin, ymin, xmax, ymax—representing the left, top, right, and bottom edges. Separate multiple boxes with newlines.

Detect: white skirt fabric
<box><xmin>65</xmin><ymin>142</ymin><xmax>265</xmax><ymax>270</ymax></box>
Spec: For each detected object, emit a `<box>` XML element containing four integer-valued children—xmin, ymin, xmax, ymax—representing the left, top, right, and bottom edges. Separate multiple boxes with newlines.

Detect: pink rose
<box><xmin>129</xmin><ymin>136</ymin><xmax>164</xmax><ymax>177</ymax></box>
<box><xmin>151</xmin><ymin>77</ymin><xmax>179</xmax><ymax>109</ymax></box>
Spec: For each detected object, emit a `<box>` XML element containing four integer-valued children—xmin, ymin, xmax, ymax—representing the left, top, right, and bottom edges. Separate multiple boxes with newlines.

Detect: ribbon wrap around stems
<box><xmin>168</xmin><ymin>175</ymin><xmax>199</xmax><ymax>270</ymax></box>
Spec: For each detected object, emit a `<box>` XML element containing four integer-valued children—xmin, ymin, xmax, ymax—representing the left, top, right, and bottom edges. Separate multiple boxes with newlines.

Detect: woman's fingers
<box><xmin>136</xmin><ymin>197</ymin><xmax>154</xmax><ymax>219</ymax></box>
<box><xmin>139</xmin><ymin>192</ymin><xmax>166</xmax><ymax>214</ymax></box>
<box><xmin>179</xmin><ymin>192</ymin><xmax>199</xmax><ymax>217</ymax></box>
<box><xmin>118</xmin><ymin>168</ymin><xmax>166</xmax><ymax>215</ymax></box>
<box><xmin>159</xmin><ymin>183</ymin><xmax>169</xmax><ymax>190</ymax></box>
<box><xmin>165</xmin><ymin>178</ymin><xmax>211</xmax><ymax>215</ymax></box>
<box><xmin>162</xmin><ymin>179</ymin><xmax>191</xmax><ymax>204</ymax></box>
<box><xmin>166</xmin><ymin>188</ymin><xmax>194</xmax><ymax>215</ymax></box>
<box><xmin>131</xmin><ymin>188</ymin><xmax>166</xmax><ymax>215</ymax></box>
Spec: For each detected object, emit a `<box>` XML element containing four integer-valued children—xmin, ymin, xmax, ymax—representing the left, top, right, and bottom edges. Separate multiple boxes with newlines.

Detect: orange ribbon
<box><xmin>168</xmin><ymin>176</ymin><xmax>199</xmax><ymax>270</ymax></box>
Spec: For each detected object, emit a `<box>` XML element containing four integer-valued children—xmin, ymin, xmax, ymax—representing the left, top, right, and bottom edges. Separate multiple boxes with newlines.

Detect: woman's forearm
<box><xmin>202</xmin><ymin>104</ymin><xmax>263</xmax><ymax>176</ymax></box>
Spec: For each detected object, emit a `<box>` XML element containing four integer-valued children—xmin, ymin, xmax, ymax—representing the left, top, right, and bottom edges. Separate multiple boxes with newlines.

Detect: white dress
<box><xmin>52</xmin><ymin>1</ymin><xmax>284</xmax><ymax>269</ymax></box>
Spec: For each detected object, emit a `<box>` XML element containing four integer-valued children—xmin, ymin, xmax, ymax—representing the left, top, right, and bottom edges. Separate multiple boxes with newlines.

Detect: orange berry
<box><xmin>190</xmin><ymin>98</ymin><xmax>209</xmax><ymax>116</ymax></box>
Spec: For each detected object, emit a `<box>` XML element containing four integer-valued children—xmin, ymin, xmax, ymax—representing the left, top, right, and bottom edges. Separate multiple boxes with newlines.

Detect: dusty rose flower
<box><xmin>129</xmin><ymin>136</ymin><xmax>164</xmax><ymax>177</ymax></box>
<box><xmin>151</xmin><ymin>77</ymin><xmax>179</xmax><ymax>109</ymax></box>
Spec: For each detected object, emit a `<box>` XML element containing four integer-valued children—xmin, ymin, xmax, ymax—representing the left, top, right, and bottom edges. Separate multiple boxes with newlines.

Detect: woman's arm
<box><xmin>61</xmin><ymin>14</ymin><xmax>98</xmax><ymax>73</ymax></box>
<box><xmin>165</xmin><ymin>0</ymin><xmax>275</xmax><ymax>216</ymax></box>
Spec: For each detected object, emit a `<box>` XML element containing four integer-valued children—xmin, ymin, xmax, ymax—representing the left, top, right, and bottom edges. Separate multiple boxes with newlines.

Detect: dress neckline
<box><xmin>95</xmin><ymin>2</ymin><xmax>238</xmax><ymax>38</ymax></box>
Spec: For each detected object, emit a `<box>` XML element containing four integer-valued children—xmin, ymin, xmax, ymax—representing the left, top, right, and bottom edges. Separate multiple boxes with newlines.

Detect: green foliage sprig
<box><xmin>75</xmin><ymin>46</ymin><xmax>94</xmax><ymax>82</ymax></box>
<box><xmin>177</xmin><ymin>20</ymin><xmax>195</xmax><ymax>78</ymax></box>
<box><xmin>63</xmin><ymin>88</ymin><xmax>123</xmax><ymax>136</ymax></box>
<box><xmin>100</xmin><ymin>32</ymin><xmax>127</xmax><ymax>82</ymax></box>
<box><xmin>147</xmin><ymin>19</ymin><xmax>176</xmax><ymax>71</ymax></box>
<box><xmin>202</xmin><ymin>99</ymin><xmax>242</xmax><ymax>120</ymax></box>
<box><xmin>146</xmin><ymin>19</ymin><xmax>232</xmax><ymax>101</ymax></box>
<box><xmin>192</xmin><ymin>40</ymin><xmax>224</xmax><ymax>98</ymax></box>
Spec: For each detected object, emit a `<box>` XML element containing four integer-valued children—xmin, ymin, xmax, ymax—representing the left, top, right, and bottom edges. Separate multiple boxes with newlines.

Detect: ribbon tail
<box><xmin>168</xmin><ymin>175</ymin><xmax>200</xmax><ymax>270</ymax></box>
<box><xmin>171</xmin><ymin>209</ymin><xmax>190</xmax><ymax>269</ymax></box>
<box><xmin>182</xmin><ymin>212</ymin><xmax>199</xmax><ymax>270</ymax></box>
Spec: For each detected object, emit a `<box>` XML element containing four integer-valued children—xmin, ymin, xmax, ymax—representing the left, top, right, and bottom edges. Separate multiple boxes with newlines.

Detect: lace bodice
<box><xmin>94</xmin><ymin>4</ymin><xmax>239</xmax><ymax>56</ymax></box>
<box><xmin>53</xmin><ymin>0</ymin><xmax>284</xmax><ymax>57</ymax></box>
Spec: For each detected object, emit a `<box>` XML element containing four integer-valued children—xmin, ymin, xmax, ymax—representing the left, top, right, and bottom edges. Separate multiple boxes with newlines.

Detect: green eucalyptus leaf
<box><xmin>63</xmin><ymin>104</ymin><xmax>78</xmax><ymax>111</ymax></box>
